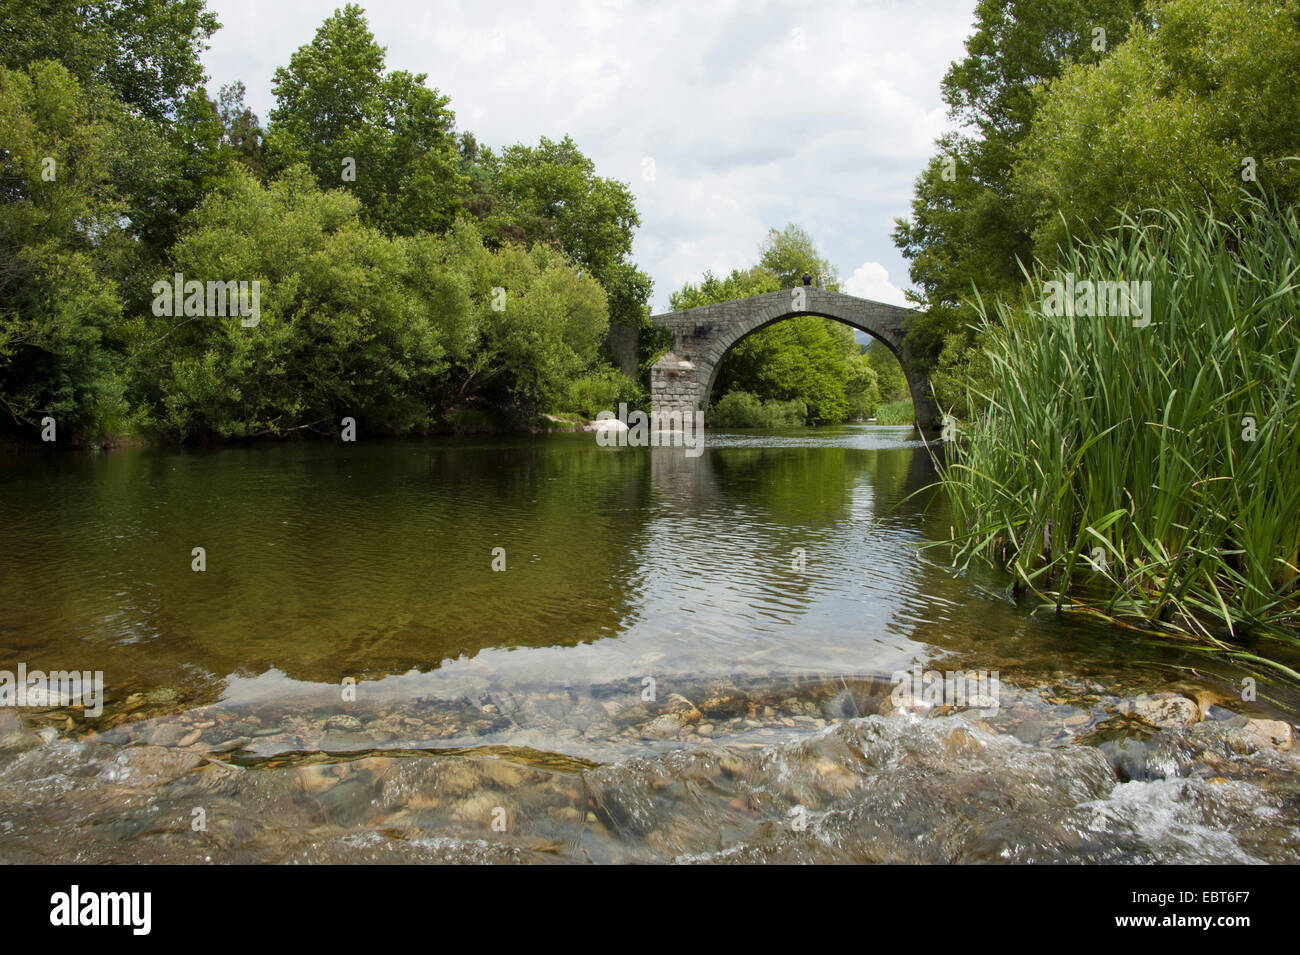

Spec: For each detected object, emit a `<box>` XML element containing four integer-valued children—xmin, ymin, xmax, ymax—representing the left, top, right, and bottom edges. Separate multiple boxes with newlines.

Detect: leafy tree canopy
<box><xmin>1016</xmin><ymin>0</ymin><xmax>1300</xmax><ymax>256</ymax></box>
<box><xmin>893</xmin><ymin>0</ymin><xmax>1145</xmax><ymax>368</ymax></box>
<box><xmin>266</xmin><ymin>3</ymin><xmax>465</xmax><ymax>236</ymax></box>
<box><xmin>0</xmin><ymin>0</ymin><xmax>219</xmax><ymax>121</ymax></box>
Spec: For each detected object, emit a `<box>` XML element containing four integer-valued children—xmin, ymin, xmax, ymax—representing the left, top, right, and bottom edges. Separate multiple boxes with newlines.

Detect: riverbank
<box><xmin>0</xmin><ymin>408</ymin><xmax>606</xmax><ymax>453</ymax></box>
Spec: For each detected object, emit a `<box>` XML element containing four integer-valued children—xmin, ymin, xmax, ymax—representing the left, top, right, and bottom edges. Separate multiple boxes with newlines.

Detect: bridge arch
<box><xmin>649</xmin><ymin>288</ymin><xmax>938</xmax><ymax>432</ymax></box>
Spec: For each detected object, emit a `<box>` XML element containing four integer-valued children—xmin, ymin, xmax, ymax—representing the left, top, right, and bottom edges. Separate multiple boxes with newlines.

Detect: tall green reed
<box><xmin>936</xmin><ymin>199</ymin><xmax>1300</xmax><ymax>676</ymax></box>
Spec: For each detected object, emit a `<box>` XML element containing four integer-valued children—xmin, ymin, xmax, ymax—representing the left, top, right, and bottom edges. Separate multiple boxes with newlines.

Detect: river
<box><xmin>1</xmin><ymin>425</ymin><xmax>1297</xmax><ymax>862</ymax></box>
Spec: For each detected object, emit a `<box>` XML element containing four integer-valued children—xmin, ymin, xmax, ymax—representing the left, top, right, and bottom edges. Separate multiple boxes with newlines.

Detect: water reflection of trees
<box><xmin>644</xmin><ymin>438</ymin><xmax>947</xmax><ymax>670</ymax></box>
<box><xmin>651</xmin><ymin>439</ymin><xmax>937</xmax><ymax>527</ymax></box>
<box><xmin>0</xmin><ymin>438</ymin><xmax>653</xmax><ymax>689</ymax></box>
<box><xmin>5</xmin><ymin>432</ymin><xmax>1062</xmax><ymax>705</ymax></box>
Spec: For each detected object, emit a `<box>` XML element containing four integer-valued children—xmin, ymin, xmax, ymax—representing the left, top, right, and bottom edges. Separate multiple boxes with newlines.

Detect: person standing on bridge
<box><xmin>801</xmin><ymin>272</ymin><xmax>812</xmax><ymax>286</ymax></box>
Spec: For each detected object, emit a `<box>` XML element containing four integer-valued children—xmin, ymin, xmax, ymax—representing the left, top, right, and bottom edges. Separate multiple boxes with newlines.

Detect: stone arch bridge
<box><xmin>647</xmin><ymin>288</ymin><xmax>938</xmax><ymax>432</ymax></box>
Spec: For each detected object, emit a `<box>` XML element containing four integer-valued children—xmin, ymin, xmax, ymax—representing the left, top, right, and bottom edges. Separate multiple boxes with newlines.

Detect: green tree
<box><xmin>265</xmin><ymin>3</ymin><xmax>465</xmax><ymax>235</ymax></box>
<box><xmin>0</xmin><ymin>62</ymin><xmax>132</xmax><ymax>441</ymax></box>
<box><xmin>670</xmin><ymin>265</ymin><xmax>778</xmax><ymax>311</ymax></box>
<box><xmin>472</xmin><ymin>134</ymin><xmax>653</xmax><ymax>363</ymax></box>
<box><xmin>0</xmin><ymin>0</ymin><xmax>232</xmax><ymax>283</ymax></box>
<box><xmin>864</xmin><ymin>341</ymin><xmax>908</xmax><ymax>402</ymax></box>
<box><xmin>427</xmin><ymin>219</ymin><xmax>611</xmax><ymax>416</ymax></box>
<box><xmin>132</xmin><ymin>166</ymin><xmax>611</xmax><ymax>439</ymax></box>
<box><xmin>714</xmin><ymin>318</ymin><xmax>859</xmax><ymax>423</ymax></box>
<box><xmin>757</xmin><ymin>223</ymin><xmax>838</xmax><ymax>288</ymax></box>
<box><xmin>0</xmin><ymin>0</ymin><xmax>219</xmax><ymax>121</ymax></box>
<box><xmin>142</xmin><ymin>88</ymin><xmax>232</xmax><ymax>248</ymax></box>
<box><xmin>845</xmin><ymin>353</ymin><xmax>881</xmax><ymax>421</ymax></box>
<box><xmin>133</xmin><ymin>166</ymin><xmax>450</xmax><ymax>439</ymax></box>
<box><xmin>217</xmin><ymin>81</ymin><xmax>265</xmax><ymax>177</ymax></box>
<box><xmin>1016</xmin><ymin>0</ymin><xmax>1300</xmax><ymax>257</ymax></box>
<box><xmin>893</xmin><ymin>0</ymin><xmax>1146</xmax><ymax>368</ymax></box>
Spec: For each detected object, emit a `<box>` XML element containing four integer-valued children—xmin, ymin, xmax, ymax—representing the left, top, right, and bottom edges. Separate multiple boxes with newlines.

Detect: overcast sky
<box><xmin>201</xmin><ymin>0</ymin><xmax>977</xmax><ymax>313</ymax></box>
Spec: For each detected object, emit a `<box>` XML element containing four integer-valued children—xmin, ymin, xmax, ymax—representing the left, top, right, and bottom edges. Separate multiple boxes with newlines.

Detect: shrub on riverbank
<box><xmin>709</xmin><ymin>390</ymin><xmax>807</xmax><ymax>428</ymax></box>
<box><xmin>936</xmin><ymin>199</ymin><xmax>1300</xmax><ymax>672</ymax></box>
<box><xmin>873</xmin><ymin>399</ymin><xmax>915</xmax><ymax>425</ymax></box>
<box><xmin>563</xmin><ymin>366</ymin><xmax>648</xmax><ymax>419</ymax></box>
<box><xmin>128</xmin><ymin>168</ymin><xmax>610</xmax><ymax>441</ymax></box>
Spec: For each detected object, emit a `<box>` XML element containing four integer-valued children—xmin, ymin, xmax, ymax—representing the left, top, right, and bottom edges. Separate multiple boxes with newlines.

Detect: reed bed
<box><xmin>935</xmin><ymin>199</ymin><xmax>1300</xmax><ymax>678</ymax></box>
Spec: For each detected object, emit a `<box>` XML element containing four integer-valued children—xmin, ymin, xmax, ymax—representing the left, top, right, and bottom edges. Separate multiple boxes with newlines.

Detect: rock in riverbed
<box><xmin>696</xmin><ymin>681</ymin><xmax>748</xmax><ymax>719</ymax></box>
<box><xmin>642</xmin><ymin>713</ymin><xmax>689</xmax><ymax>739</ymax></box>
<box><xmin>663</xmin><ymin>694</ymin><xmax>702</xmax><ymax>723</ymax></box>
<box><xmin>1242</xmin><ymin>718</ymin><xmax>1293</xmax><ymax>751</ymax></box>
<box><xmin>1121</xmin><ymin>693</ymin><xmax>1199</xmax><ymax>729</ymax></box>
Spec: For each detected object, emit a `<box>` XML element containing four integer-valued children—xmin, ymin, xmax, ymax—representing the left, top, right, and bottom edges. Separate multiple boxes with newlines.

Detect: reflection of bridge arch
<box><xmin>648</xmin><ymin>288</ymin><xmax>938</xmax><ymax>432</ymax></box>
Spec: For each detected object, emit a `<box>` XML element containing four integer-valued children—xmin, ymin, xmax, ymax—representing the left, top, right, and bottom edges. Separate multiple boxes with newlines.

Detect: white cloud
<box><xmin>201</xmin><ymin>0</ymin><xmax>974</xmax><ymax>310</ymax></box>
<box><xmin>842</xmin><ymin>261</ymin><xmax>911</xmax><ymax>307</ymax></box>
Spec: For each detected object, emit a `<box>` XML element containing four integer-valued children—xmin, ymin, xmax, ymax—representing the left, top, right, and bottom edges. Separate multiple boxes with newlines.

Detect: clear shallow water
<box><xmin>1</xmin><ymin>425</ymin><xmax>1297</xmax><ymax>862</ymax></box>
